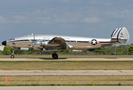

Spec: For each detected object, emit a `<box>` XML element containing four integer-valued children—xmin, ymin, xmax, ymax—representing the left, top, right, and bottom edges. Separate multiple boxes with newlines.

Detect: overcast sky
<box><xmin>0</xmin><ymin>0</ymin><xmax>133</xmax><ymax>44</ymax></box>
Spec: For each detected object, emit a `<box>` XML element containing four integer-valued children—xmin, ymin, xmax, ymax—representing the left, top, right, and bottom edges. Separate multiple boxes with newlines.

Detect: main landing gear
<box><xmin>52</xmin><ymin>53</ymin><xmax>58</xmax><ymax>59</ymax></box>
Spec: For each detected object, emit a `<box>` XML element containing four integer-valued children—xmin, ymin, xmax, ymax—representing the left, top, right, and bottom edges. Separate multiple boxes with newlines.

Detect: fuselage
<box><xmin>5</xmin><ymin>35</ymin><xmax>119</xmax><ymax>50</ymax></box>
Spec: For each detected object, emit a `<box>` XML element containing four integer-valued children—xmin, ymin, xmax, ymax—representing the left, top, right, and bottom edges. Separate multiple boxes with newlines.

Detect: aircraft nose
<box><xmin>2</xmin><ymin>41</ymin><xmax>6</xmax><ymax>46</ymax></box>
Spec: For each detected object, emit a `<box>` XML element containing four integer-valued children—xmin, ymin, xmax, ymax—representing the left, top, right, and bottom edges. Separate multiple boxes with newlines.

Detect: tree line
<box><xmin>1</xmin><ymin>44</ymin><xmax>133</xmax><ymax>55</ymax></box>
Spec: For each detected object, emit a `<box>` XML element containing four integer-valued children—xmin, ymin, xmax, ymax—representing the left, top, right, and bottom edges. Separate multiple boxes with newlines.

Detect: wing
<box><xmin>44</xmin><ymin>37</ymin><xmax>68</xmax><ymax>50</ymax></box>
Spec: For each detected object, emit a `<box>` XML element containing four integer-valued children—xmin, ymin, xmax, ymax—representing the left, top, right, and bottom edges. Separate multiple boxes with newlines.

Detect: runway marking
<box><xmin>0</xmin><ymin>70</ymin><xmax>133</xmax><ymax>75</ymax></box>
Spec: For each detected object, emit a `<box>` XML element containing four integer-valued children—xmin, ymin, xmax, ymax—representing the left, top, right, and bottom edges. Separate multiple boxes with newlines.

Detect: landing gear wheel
<box><xmin>52</xmin><ymin>53</ymin><xmax>58</xmax><ymax>59</ymax></box>
<box><xmin>11</xmin><ymin>47</ymin><xmax>15</xmax><ymax>59</ymax></box>
<box><xmin>11</xmin><ymin>55</ymin><xmax>15</xmax><ymax>58</ymax></box>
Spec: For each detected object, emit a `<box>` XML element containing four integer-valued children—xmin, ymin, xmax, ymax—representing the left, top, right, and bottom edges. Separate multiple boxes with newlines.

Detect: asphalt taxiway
<box><xmin>0</xmin><ymin>70</ymin><xmax>133</xmax><ymax>75</ymax></box>
<box><xmin>0</xmin><ymin>86</ymin><xmax>133</xmax><ymax>90</ymax></box>
<box><xmin>0</xmin><ymin>58</ymin><xmax>133</xmax><ymax>61</ymax></box>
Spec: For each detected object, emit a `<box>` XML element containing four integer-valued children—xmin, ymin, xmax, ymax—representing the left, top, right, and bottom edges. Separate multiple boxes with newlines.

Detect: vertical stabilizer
<box><xmin>111</xmin><ymin>27</ymin><xmax>130</xmax><ymax>44</ymax></box>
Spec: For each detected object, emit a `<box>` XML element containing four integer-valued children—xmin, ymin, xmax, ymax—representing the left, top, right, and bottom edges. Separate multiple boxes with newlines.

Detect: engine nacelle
<box><xmin>34</xmin><ymin>40</ymin><xmax>49</xmax><ymax>45</ymax></box>
<box><xmin>34</xmin><ymin>40</ymin><xmax>42</xmax><ymax>45</ymax></box>
<box><xmin>42</xmin><ymin>40</ymin><xmax>49</xmax><ymax>45</ymax></box>
<box><xmin>33</xmin><ymin>41</ymin><xmax>43</xmax><ymax>50</ymax></box>
<box><xmin>32</xmin><ymin>40</ymin><xmax>49</xmax><ymax>50</ymax></box>
<box><xmin>33</xmin><ymin>45</ymin><xmax>43</xmax><ymax>50</ymax></box>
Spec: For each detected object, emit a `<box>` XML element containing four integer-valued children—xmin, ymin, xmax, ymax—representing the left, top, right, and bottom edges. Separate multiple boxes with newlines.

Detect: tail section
<box><xmin>111</xmin><ymin>27</ymin><xmax>130</xmax><ymax>44</ymax></box>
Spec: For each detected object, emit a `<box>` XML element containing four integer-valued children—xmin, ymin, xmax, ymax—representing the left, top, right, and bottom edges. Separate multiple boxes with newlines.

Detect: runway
<box><xmin>0</xmin><ymin>70</ymin><xmax>133</xmax><ymax>75</ymax></box>
<box><xmin>0</xmin><ymin>86</ymin><xmax>133</xmax><ymax>90</ymax></box>
<box><xmin>0</xmin><ymin>58</ymin><xmax>133</xmax><ymax>61</ymax></box>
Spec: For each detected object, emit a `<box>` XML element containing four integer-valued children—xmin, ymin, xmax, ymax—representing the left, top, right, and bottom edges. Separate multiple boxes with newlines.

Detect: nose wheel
<box><xmin>52</xmin><ymin>53</ymin><xmax>58</xmax><ymax>59</ymax></box>
<box><xmin>11</xmin><ymin>55</ymin><xmax>15</xmax><ymax>58</ymax></box>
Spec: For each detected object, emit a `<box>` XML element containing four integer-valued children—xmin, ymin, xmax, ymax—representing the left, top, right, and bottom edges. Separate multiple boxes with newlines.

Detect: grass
<box><xmin>0</xmin><ymin>55</ymin><xmax>132</xmax><ymax>86</ymax></box>
<box><xmin>0</xmin><ymin>61</ymin><xmax>133</xmax><ymax>70</ymax></box>
<box><xmin>0</xmin><ymin>55</ymin><xmax>133</xmax><ymax>58</ymax></box>
<box><xmin>1</xmin><ymin>75</ymin><xmax>133</xmax><ymax>86</ymax></box>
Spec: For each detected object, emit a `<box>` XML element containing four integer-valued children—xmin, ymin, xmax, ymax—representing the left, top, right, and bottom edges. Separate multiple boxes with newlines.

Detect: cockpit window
<box><xmin>9</xmin><ymin>38</ymin><xmax>15</xmax><ymax>40</ymax></box>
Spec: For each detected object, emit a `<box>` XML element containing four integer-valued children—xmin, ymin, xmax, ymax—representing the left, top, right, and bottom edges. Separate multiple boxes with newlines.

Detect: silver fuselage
<box><xmin>6</xmin><ymin>35</ymin><xmax>119</xmax><ymax>50</ymax></box>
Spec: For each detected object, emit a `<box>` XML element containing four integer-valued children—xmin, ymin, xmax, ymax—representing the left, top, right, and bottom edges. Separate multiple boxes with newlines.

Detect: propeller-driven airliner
<box><xmin>2</xmin><ymin>27</ymin><xmax>130</xmax><ymax>59</ymax></box>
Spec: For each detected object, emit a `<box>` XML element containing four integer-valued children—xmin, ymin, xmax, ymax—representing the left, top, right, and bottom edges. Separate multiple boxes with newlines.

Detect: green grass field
<box><xmin>0</xmin><ymin>55</ymin><xmax>133</xmax><ymax>58</ymax></box>
<box><xmin>1</xmin><ymin>75</ymin><xmax>133</xmax><ymax>86</ymax></box>
<box><xmin>0</xmin><ymin>61</ymin><xmax>133</xmax><ymax>70</ymax></box>
<box><xmin>0</xmin><ymin>55</ymin><xmax>133</xmax><ymax>86</ymax></box>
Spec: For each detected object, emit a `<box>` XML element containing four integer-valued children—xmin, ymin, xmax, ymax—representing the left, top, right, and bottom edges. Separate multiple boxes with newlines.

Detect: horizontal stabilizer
<box><xmin>111</xmin><ymin>27</ymin><xmax>130</xmax><ymax>44</ymax></box>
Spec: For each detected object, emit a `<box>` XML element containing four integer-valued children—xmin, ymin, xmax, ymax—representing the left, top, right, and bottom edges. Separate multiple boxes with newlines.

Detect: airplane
<box><xmin>2</xmin><ymin>27</ymin><xmax>130</xmax><ymax>59</ymax></box>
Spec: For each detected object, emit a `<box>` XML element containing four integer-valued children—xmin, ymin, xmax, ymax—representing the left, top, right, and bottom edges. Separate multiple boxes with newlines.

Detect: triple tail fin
<box><xmin>111</xmin><ymin>27</ymin><xmax>130</xmax><ymax>44</ymax></box>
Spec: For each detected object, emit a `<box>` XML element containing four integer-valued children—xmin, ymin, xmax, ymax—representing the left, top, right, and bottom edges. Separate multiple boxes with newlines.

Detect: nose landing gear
<box><xmin>10</xmin><ymin>48</ymin><xmax>15</xmax><ymax>59</ymax></box>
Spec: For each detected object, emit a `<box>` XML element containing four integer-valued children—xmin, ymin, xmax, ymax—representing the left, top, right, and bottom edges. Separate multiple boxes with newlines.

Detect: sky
<box><xmin>0</xmin><ymin>0</ymin><xmax>133</xmax><ymax>45</ymax></box>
